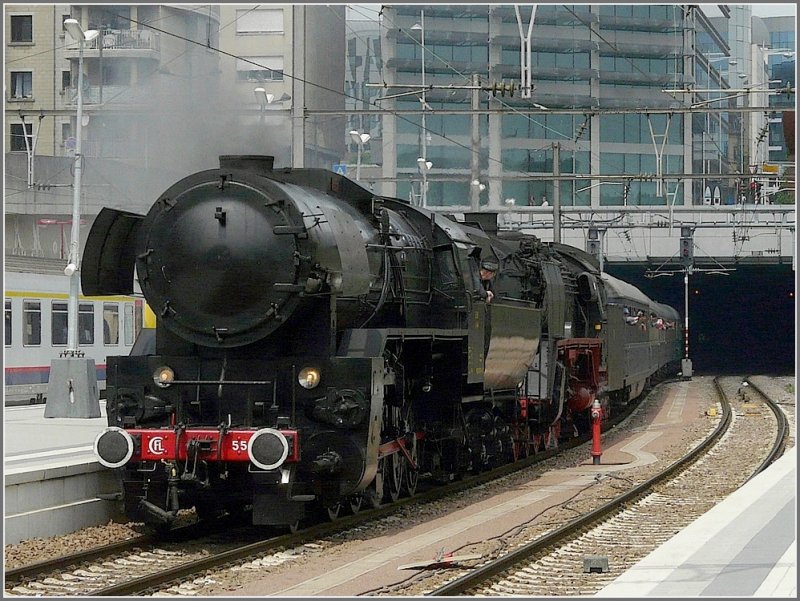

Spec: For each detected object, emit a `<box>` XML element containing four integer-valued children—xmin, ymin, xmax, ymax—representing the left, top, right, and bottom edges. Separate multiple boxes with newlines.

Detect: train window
<box><xmin>124</xmin><ymin>303</ymin><xmax>134</xmax><ymax>345</ymax></box>
<box><xmin>23</xmin><ymin>300</ymin><xmax>41</xmax><ymax>346</ymax></box>
<box><xmin>79</xmin><ymin>303</ymin><xmax>95</xmax><ymax>345</ymax></box>
<box><xmin>134</xmin><ymin>302</ymin><xmax>143</xmax><ymax>337</ymax></box>
<box><xmin>52</xmin><ymin>301</ymin><xmax>68</xmax><ymax>345</ymax></box>
<box><xmin>104</xmin><ymin>303</ymin><xmax>119</xmax><ymax>345</ymax></box>
<box><xmin>5</xmin><ymin>299</ymin><xmax>11</xmax><ymax>346</ymax></box>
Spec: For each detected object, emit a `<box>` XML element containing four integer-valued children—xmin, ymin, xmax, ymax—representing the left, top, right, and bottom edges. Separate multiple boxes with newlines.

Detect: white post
<box><xmin>66</xmin><ymin>29</ymin><xmax>87</xmax><ymax>354</ymax></box>
<box><xmin>420</xmin><ymin>9</ymin><xmax>427</xmax><ymax>207</ymax></box>
<box><xmin>681</xmin><ymin>269</ymin><xmax>693</xmax><ymax>378</ymax></box>
<box><xmin>47</xmin><ymin>19</ymin><xmax>100</xmax><ymax>418</ymax></box>
<box><xmin>349</xmin><ymin>130</ymin><xmax>370</xmax><ymax>182</ymax></box>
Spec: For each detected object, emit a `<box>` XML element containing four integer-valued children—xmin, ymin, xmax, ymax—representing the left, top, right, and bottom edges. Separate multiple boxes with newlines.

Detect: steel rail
<box><xmin>743</xmin><ymin>376</ymin><xmax>790</xmax><ymax>480</ymax></box>
<box><xmin>427</xmin><ymin>376</ymin><xmax>733</xmax><ymax>596</ymax></box>
<box><xmin>86</xmin><ymin>383</ymin><xmax>655</xmax><ymax>596</ymax></box>
<box><xmin>3</xmin><ymin>520</ymin><xmax>211</xmax><ymax>584</ymax></box>
<box><xmin>5</xmin><ymin>382</ymin><xmax>655</xmax><ymax>596</ymax></box>
<box><xmin>87</xmin><ymin>437</ymin><xmax>591</xmax><ymax>596</ymax></box>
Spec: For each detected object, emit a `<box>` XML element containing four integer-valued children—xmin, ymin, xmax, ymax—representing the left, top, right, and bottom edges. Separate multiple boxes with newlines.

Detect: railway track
<box><xmin>4</xmin><ymin>385</ymin><xmax>652</xmax><ymax>597</ymax></box>
<box><xmin>11</xmin><ymin>375</ymin><xmax>785</xmax><ymax>598</ymax></box>
<box><xmin>425</xmin><ymin>375</ymin><xmax>789</xmax><ymax>596</ymax></box>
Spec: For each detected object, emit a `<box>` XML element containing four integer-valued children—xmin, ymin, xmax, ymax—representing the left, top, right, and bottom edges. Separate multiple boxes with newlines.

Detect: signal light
<box><xmin>680</xmin><ymin>237</ymin><xmax>693</xmax><ymax>265</ymax></box>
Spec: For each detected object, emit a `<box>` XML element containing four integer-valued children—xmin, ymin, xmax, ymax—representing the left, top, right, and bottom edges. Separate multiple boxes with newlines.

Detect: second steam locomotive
<box><xmin>86</xmin><ymin>155</ymin><xmax>681</xmax><ymax>528</ymax></box>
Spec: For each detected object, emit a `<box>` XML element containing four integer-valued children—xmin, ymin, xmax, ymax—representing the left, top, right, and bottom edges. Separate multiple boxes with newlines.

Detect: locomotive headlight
<box><xmin>298</xmin><ymin>367</ymin><xmax>321</xmax><ymax>389</ymax></box>
<box><xmin>153</xmin><ymin>366</ymin><xmax>175</xmax><ymax>388</ymax></box>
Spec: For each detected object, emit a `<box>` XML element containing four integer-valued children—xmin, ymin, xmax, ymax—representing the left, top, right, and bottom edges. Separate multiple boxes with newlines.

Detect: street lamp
<box><xmin>738</xmin><ymin>74</ymin><xmax>748</xmax><ymax>173</ymax></box>
<box><xmin>417</xmin><ymin>157</ymin><xmax>432</xmax><ymax>207</ymax></box>
<box><xmin>254</xmin><ymin>86</ymin><xmax>272</xmax><ymax>109</ymax></box>
<box><xmin>64</xmin><ymin>18</ymin><xmax>98</xmax><ymax>348</ymax></box>
<box><xmin>349</xmin><ymin>130</ymin><xmax>371</xmax><ymax>181</ymax></box>
<box><xmin>707</xmin><ymin>55</ymin><xmax>737</xmax><ymax>66</ymax></box>
<box><xmin>680</xmin><ymin>226</ymin><xmax>694</xmax><ymax>379</ymax></box>
<box><xmin>63</xmin><ymin>20</ymin><xmax>98</xmax><ymax>349</ymax></box>
<box><xmin>46</xmin><ymin>18</ymin><xmax>101</xmax><ymax>418</ymax></box>
<box><xmin>471</xmin><ymin>178</ymin><xmax>486</xmax><ymax>192</ymax></box>
<box><xmin>254</xmin><ymin>87</ymin><xmax>292</xmax><ymax>158</ymax></box>
<box><xmin>254</xmin><ymin>87</ymin><xmax>291</xmax><ymax>112</ymax></box>
<box><xmin>411</xmin><ymin>11</ymin><xmax>429</xmax><ymax>207</ymax></box>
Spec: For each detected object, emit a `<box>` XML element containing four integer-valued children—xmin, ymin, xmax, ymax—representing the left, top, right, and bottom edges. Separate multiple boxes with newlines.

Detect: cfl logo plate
<box><xmin>147</xmin><ymin>436</ymin><xmax>166</xmax><ymax>455</ymax></box>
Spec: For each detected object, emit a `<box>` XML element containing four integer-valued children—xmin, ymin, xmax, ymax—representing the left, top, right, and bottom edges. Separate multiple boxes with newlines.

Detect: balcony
<box><xmin>62</xmin><ymin>84</ymin><xmax>154</xmax><ymax>107</ymax></box>
<box><xmin>64</xmin><ymin>29</ymin><xmax>160</xmax><ymax>60</ymax></box>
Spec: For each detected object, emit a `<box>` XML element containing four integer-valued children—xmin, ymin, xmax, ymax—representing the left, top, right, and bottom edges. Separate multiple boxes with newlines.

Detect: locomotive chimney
<box><xmin>219</xmin><ymin>155</ymin><xmax>275</xmax><ymax>173</ymax></box>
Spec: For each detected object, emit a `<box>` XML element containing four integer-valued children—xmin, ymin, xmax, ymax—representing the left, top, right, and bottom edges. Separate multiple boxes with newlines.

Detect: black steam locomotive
<box><xmin>85</xmin><ymin>155</ymin><xmax>681</xmax><ymax>529</ymax></box>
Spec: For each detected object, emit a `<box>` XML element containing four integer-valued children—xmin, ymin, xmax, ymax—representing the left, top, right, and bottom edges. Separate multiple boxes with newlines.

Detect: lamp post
<box><xmin>411</xmin><ymin>11</ymin><xmax>429</xmax><ymax>207</ymax></box>
<box><xmin>738</xmin><ymin>73</ymin><xmax>748</xmax><ymax>175</ymax></box>
<box><xmin>416</xmin><ymin>157</ymin><xmax>432</xmax><ymax>207</ymax></box>
<box><xmin>255</xmin><ymin>87</ymin><xmax>293</xmax><ymax>113</ymax></box>
<box><xmin>254</xmin><ymin>87</ymin><xmax>292</xmax><ymax>159</ymax></box>
<box><xmin>63</xmin><ymin>19</ymin><xmax>98</xmax><ymax>353</ymax></box>
<box><xmin>254</xmin><ymin>86</ymin><xmax>272</xmax><ymax>112</ymax></box>
<box><xmin>707</xmin><ymin>55</ymin><xmax>737</xmax><ymax>67</ymax></box>
<box><xmin>349</xmin><ymin>130</ymin><xmax>371</xmax><ymax>180</ymax></box>
<box><xmin>680</xmin><ymin>226</ymin><xmax>693</xmax><ymax>379</ymax></box>
<box><xmin>46</xmin><ymin>18</ymin><xmax>101</xmax><ymax>418</ymax></box>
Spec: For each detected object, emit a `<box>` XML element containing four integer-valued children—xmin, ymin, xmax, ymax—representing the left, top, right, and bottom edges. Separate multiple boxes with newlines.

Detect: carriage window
<box><xmin>5</xmin><ymin>300</ymin><xmax>12</xmax><ymax>346</ymax></box>
<box><xmin>23</xmin><ymin>300</ymin><xmax>41</xmax><ymax>346</ymax></box>
<box><xmin>52</xmin><ymin>301</ymin><xmax>68</xmax><ymax>345</ymax></box>
<box><xmin>80</xmin><ymin>303</ymin><xmax>95</xmax><ymax>345</ymax></box>
<box><xmin>104</xmin><ymin>303</ymin><xmax>119</xmax><ymax>344</ymax></box>
<box><xmin>134</xmin><ymin>302</ymin><xmax>143</xmax><ymax>338</ymax></box>
<box><xmin>124</xmin><ymin>303</ymin><xmax>134</xmax><ymax>345</ymax></box>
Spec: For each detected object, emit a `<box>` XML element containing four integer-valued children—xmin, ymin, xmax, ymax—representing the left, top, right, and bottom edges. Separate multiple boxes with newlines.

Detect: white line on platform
<box><xmin>5</xmin><ymin>445</ymin><xmax>94</xmax><ymax>463</ymax></box>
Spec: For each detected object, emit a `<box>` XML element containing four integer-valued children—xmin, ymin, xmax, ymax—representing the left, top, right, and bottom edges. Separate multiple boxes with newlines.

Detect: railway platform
<box><xmin>3</xmin><ymin>402</ymin><xmax>121</xmax><ymax>544</ymax></box>
<box><xmin>596</xmin><ymin>449</ymin><xmax>796</xmax><ymax>597</ymax></box>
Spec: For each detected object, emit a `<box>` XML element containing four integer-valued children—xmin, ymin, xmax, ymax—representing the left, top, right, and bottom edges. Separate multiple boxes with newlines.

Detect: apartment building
<box><xmin>5</xmin><ymin>4</ymin><xmax>345</xmax><ymax>259</ymax></box>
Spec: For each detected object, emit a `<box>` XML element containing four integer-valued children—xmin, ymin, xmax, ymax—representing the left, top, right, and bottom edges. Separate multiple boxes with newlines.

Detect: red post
<box><xmin>590</xmin><ymin>399</ymin><xmax>603</xmax><ymax>465</ymax></box>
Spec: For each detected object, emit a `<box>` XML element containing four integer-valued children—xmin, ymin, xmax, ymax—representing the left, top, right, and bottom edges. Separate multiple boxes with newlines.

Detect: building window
<box><xmin>10</xmin><ymin>123</ymin><xmax>33</xmax><ymax>152</ymax></box>
<box><xmin>10</xmin><ymin>71</ymin><xmax>33</xmax><ymax>99</ymax></box>
<box><xmin>5</xmin><ymin>300</ymin><xmax>12</xmax><ymax>346</ymax></box>
<box><xmin>62</xmin><ymin>122</ymin><xmax>72</xmax><ymax>145</ymax></box>
<box><xmin>88</xmin><ymin>6</ymin><xmax>130</xmax><ymax>31</ymax></box>
<box><xmin>52</xmin><ymin>301</ymin><xmax>68</xmax><ymax>345</ymax></box>
<box><xmin>61</xmin><ymin>70</ymin><xmax>71</xmax><ymax>92</ymax></box>
<box><xmin>80</xmin><ymin>303</ymin><xmax>94</xmax><ymax>345</ymax></box>
<box><xmin>104</xmin><ymin>303</ymin><xmax>119</xmax><ymax>344</ymax></box>
<box><xmin>10</xmin><ymin>15</ymin><xmax>33</xmax><ymax>43</ymax></box>
<box><xmin>235</xmin><ymin>8</ymin><xmax>283</xmax><ymax>34</ymax></box>
<box><xmin>23</xmin><ymin>300</ymin><xmax>41</xmax><ymax>346</ymax></box>
<box><xmin>236</xmin><ymin>56</ymin><xmax>284</xmax><ymax>82</ymax></box>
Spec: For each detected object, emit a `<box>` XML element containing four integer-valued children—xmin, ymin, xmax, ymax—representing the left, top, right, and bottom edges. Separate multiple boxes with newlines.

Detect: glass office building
<box><xmin>364</xmin><ymin>5</ymin><xmax>738</xmax><ymax>208</ymax></box>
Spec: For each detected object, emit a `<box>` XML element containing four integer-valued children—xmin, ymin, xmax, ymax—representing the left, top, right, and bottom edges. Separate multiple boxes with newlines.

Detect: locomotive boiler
<box><xmin>85</xmin><ymin>155</ymin><xmax>681</xmax><ymax>529</ymax></box>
